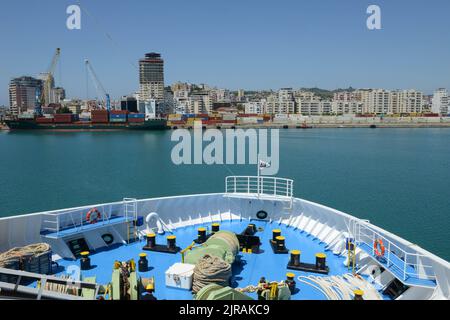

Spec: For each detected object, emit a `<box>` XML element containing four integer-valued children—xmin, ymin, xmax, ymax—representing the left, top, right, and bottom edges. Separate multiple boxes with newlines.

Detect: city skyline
<box><xmin>1</xmin><ymin>0</ymin><xmax>450</xmax><ymax>106</ymax></box>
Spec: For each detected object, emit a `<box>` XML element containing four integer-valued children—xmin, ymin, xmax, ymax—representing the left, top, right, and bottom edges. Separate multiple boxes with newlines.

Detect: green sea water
<box><xmin>0</xmin><ymin>128</ymin><xmax>449</xmax><ymax>260</ymax></box>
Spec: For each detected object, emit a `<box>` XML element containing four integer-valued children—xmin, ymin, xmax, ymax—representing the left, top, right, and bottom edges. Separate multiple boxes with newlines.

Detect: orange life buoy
<box><xmin>373</xmin><ymin>238</ymin><xmax>385</xmax><ymax>257</ymax></box>
<box><xmin>86</xmin><ymin>208</ymin><xmax>101</xmax><ymax>224</ymax></box>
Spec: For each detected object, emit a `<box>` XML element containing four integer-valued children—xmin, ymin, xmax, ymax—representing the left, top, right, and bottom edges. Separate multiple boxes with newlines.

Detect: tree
<box><xmin>56</xmin><ymin>106</ymin><xmax>72</xmax><ymax>114</ymax></box>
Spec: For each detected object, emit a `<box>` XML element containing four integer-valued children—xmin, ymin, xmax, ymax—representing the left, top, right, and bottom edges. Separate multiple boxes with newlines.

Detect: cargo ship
<box><xmin>4</xmin><ymin>110</ymin><xmax>168</xmax><ymax>131</ymax></box>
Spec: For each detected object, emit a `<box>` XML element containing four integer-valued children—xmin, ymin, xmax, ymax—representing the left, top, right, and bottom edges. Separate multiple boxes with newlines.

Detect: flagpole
<box><xmin>257</xmin><ymin>155</ymin><xmax>260</xmax><ymax>196</ymax></box>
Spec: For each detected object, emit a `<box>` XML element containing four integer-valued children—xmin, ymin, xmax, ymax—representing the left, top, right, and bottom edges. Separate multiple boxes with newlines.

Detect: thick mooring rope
<box><xmin>192</xmin><ymin>254</ymin><xmax>231</xmax><ymax>294</ymax></box>
<box><xmin>0</xmin><ymin>243</ymin><xmax>51</xmax><ymax>268</ymax></box>
<box><xmin>297</xmin><ymin>274</ymin><xmax>382</xmax><ymax>300</ymax></box>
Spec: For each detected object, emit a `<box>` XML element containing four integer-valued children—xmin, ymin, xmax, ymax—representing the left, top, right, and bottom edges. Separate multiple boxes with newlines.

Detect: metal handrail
<box><xmin>225</xmin><ymin>176</ymin><xmax>294</xmax><ymax>198</ymax></box>
<box><xmin>40</xmin><ymin>203</ymin><xmax>118</xmax><ymax>235</ymax></box>
<box><xmin>356</xmin><ymin>222</ymin><xmax>436</xmax><ymax>281</ymax></box>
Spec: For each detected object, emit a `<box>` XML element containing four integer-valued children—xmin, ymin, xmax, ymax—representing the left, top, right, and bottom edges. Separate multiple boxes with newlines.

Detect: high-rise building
<box><xmin>432</xmin><ymin>88</ymin><xmax>449</xmax><ymax>115</ymax></box>
<box><xmin>8</xmin><ymin>76</ymin><xmax>43</xmax><ymax>115</ymax></box>
<box><xmin>120</xmin><ymin>96</ymin><xmax>138</xmax><ymax>113</ymax></box>
<box><xmin>139</xmin><ymin>52</ymin><xmax>164</xmax><ymax>101</ymax></box>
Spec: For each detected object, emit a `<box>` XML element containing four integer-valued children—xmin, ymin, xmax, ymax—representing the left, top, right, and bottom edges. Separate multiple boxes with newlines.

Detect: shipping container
<box><xmin>222</xmin><ymin>114</ymin><xmax>237</xmax><ymax>121</ymax></box>
<box><xmin>110</xmin><ymin>114</ymin><xmax>127</xmax><ymax>119</ymax></box>
<box><xmin>128</xmin><ymin>118</ymin><xmax>145</xmax><ymax>123</ymax></box>
<box><xmin>110</xmin><ymin>110</ymin><xmax>128</xmax><ymax>115</ymax></box>
<box><xmin>168</xmin><ymin>120</ymin><xmax>186</xmax><ymax>125</ymax></box>
<box><xmin>109</xmin><ymin>118</ymin><xmax>127</xmax><ymax>123</ymax></box>
<box><xmin>36</xmin><ymin>117</ymin><xmax>54</xmax><ymax>124</ymax></box>
<box><xmin>238</xmin><ymin>113</ymin><xmax>258</xmax><ymax>117</ymax></box>
<box><xmin>54</xmin><ymin>114</ymin><xmax>73</xmax><ymax>124</ymax></box>
<box><xmin>422</xmin><ymin>113</ymin><xmax>439</xmax><ymax>117</ymax></box>
<box><xmin>128</xmin><ymin>113</ymin><xmax>145</xmax><ymax>119</ymax></box>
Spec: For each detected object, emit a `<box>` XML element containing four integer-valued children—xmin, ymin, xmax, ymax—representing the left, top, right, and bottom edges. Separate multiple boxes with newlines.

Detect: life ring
<box><xmin>373</xmin><ymin>238</ymin><xmax>385</xmax><ymax>257</ymax></box>
<box><xmin>86</xmin><ymin>208</ymin><xmax>101</xmax><ymax>224</ymax></box>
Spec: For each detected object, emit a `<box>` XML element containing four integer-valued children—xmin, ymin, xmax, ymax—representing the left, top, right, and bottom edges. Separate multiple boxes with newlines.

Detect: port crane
<box><xmin>36</xmin><ymin>48</ymin><xmax>61</xmax><ymax>115</ymax></box>
<box><xmin>85</xmin><ymin>59</ymin><xmax>111</xmax><ymax>110</ymax></box>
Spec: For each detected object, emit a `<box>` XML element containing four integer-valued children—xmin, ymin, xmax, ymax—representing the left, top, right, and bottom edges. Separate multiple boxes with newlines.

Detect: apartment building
<box><xmin>432</xmin><ymin>88</ymin><xmax>449</xmax><ymax>115</ymax></box>
<box><xmin>244</xmin><ymin>100</ymin><xmax>266</xmax><ymax>114</ymax></box>
<box><xmin>266</xmin><ymin>88</ymin><xmax>296</xmax><ymax>114</ymax></box>
<box><xmin>8</xmin><ymin>76</ymin><xmax>43</xmax><ymax>115</ymax></box>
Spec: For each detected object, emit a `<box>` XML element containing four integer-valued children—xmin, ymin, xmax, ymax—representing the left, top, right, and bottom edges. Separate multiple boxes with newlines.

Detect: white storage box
<box><xmin>165</xmin><ymin>263</ymin><xmax>195</xmax><ymax>290</ymax></box>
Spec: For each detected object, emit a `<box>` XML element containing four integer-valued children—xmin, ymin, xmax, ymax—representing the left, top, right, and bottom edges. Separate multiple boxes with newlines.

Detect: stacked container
<box><xmin>91</xmin><ymin>110</ymin><xmax>109</xmax><ymax>123</ymax></box>
<box><xmin>36</xmin><ymin>117</ymin><xmax>54</xmax><ymax>124</ymax></box>
<box><xmin>128</xmin><ymin>113</ymin><xmax>145</xmax><ymax>123</ymax></box>
<box><xmin>54</xmin><ymin>114</ymin><xmax>73</xmax><ymax>124</ymax></box>
<box><xmin>109</xmin><ymin>110</ymin><xmax>128</xmax><ymax>123</ymax></box>
<box><xmin>168</xmin><ymin>114</ymin><xmax>182</xmax><ymax>121</ymax></box>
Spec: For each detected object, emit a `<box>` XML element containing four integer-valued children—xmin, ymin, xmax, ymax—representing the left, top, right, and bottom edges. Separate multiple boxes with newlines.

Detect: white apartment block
<box><xmin>184</xmin><ymin>93</ymin><xmax>212</xmax><ymax>114</ymax></box>
<box><xmin>432</xmin><ymin>88</ymin><xmax>449</xmax><ymax>115</ymax></box>
<box><xmin>390</xmin><ymin>90</ymin><xmax>424</xmax><ymax>114</ymax></box>
<box><xmin>332</xmin><ymin>101</ymin><xmax>363</xmax><ymax>115</ymax></box>
<box><xmin>266</xmin><ymin>88</ymin><xmax>296</xmax><ymax>114</ymax></box>
<box><xmin>244</xmin><ymin>101</ymin><xmax>266</xmax><ymax>114</ymax></box>
<box><xmin>359</xmin><ymin>89</ymin><xmax>390</xmax><ymax>114</ymax></box>
<box><xmin>266</xmin><ymin>95</ymin><xmax>296</xmax><ymax>114</ymax></box>
<box><xmin>298</xmin><ymin>100</ymin><xmax>332</xmax><ymax>115</ymax></box>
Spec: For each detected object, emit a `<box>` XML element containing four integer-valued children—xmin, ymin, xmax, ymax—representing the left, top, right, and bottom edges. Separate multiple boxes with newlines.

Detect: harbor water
<box><xmin>0</xmin><ymin>128</ymin><xmax>449</xmax><ymax>260</ymax></box>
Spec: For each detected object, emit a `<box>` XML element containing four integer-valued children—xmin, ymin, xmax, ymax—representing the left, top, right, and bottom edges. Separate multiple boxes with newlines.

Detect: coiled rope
<box><xmin>192</xmin><ymin>254</ymin><xmax>231</xmax><ymax>294</ymax></box>
<box><xmin>297</xmin><ymin>274</ymin><xmax>382</xmax><ymax>300</ymax></box>
<box><xmin>0</xmin><ymin>243</ymin><xmax>51</xmax><ymax>268</ymax></box>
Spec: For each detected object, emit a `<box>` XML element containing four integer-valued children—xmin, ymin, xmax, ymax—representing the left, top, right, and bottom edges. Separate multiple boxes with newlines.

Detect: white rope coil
<box><xmin>297</xmin><ymin>274</ymin><xmax>382</xmax><ymax>300</ymax></box>
<box><xmin>192</xmin><ymin>254</ymin><xmax>231</xmax><ymax>294</ymax></box>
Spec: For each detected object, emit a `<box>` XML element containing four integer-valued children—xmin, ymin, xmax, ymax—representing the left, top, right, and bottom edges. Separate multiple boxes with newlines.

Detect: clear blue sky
<box><xmin>0</xmin><ymin>0</ymin><xmax>449</xmax><ymax>105</ymax></box>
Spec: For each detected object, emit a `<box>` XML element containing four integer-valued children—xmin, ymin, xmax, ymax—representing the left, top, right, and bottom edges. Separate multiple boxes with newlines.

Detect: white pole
<box><xmin>257</xmin><ymin>155</ymin><xmax>260</xmax><ymax>195</ymax></box>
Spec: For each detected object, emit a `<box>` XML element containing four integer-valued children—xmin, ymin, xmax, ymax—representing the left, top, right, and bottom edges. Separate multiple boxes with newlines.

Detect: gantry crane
<box><xmin>85</xmin><ymin>59</ymin><xmax>111</xmax><ymax>110</ymax></box>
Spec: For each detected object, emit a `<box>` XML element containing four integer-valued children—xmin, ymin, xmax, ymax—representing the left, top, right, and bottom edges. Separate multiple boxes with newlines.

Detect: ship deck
<box><xmin>51</xmin><ymin>219</ymin><xmax>391</xmax><ymax>300</ymax></box>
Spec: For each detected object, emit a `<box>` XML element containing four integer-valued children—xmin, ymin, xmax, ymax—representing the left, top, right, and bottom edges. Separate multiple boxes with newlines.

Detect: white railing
<box><xmin>355</xmin><ymin>222</ymin><xmax>436</xmax><ymax>282</ymax></box>
<box><xmin>40</xmin><ymin>205</ymin><xmax>115</xmax><ymax>236</ymax></box>
<box><xmin>225</xmin><ymin>176</ymin><xmax>294</xmax><ymax>198</ymax></box>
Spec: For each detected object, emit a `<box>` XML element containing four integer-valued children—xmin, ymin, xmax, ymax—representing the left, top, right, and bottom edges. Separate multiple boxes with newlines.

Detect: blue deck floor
<box><xmin>55</xmin><ymin>220</ymin><xmax>388</xmax><ymax>300</ymax></box>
